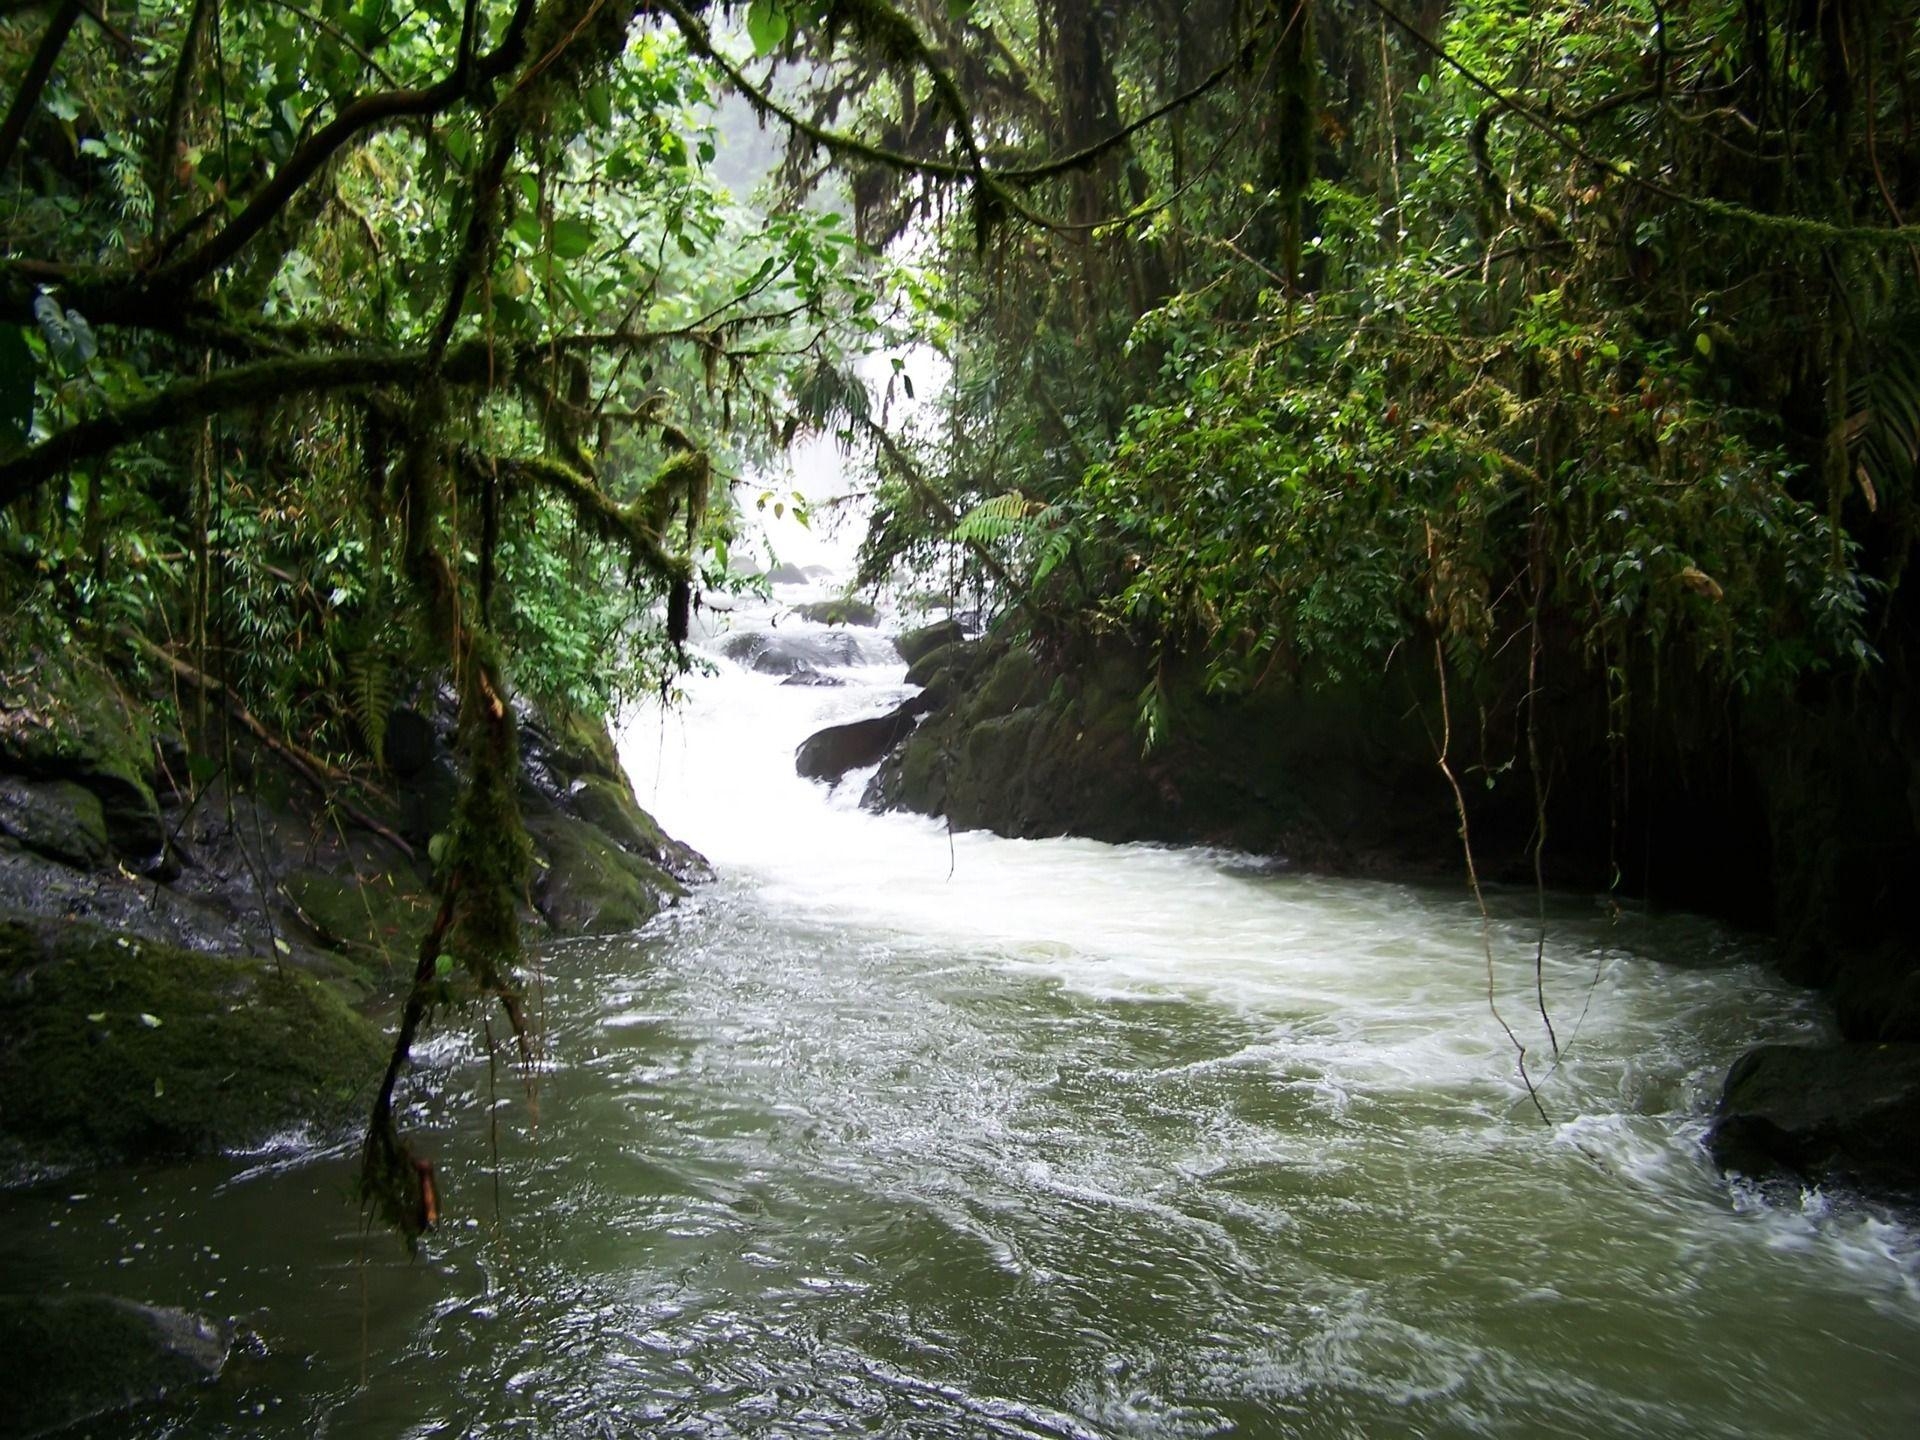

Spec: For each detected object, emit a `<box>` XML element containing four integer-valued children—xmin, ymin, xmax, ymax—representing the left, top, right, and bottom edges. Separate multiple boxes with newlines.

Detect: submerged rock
<box><xmin>796</xmin><ymin>695</ymin><xmax>935</xmax><ymax>783</ymax></box>
<box><xmin>0</xmin><ymin>1294</ymin><xmax>233</xmax><ymax>1438</ymax></box>
<box><xmin>1708</xmin><ymin>1042</ymin><xmax>1920</xmax><ymax>1199</ymax></box>
<box><xmin>779</xmin><ymin>668</ymin><xmax>845</xmax><ymax>688</ymax></box>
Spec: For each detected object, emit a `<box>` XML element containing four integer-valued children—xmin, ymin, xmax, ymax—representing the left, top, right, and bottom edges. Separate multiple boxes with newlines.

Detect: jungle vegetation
<box><xmin>4</xmin><ymin>1</ymin><xmax>1916</xmax><ymax>1224</ymax></box>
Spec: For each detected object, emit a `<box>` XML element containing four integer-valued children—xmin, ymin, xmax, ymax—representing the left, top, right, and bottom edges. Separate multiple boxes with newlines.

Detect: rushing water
<box><xmin>5</xmin><ymin>585</ymin><xmax>1920</xmax><ymax>1438</ymax></box>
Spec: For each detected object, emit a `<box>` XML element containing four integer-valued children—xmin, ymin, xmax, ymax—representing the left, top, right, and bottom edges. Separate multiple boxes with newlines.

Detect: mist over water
<box><xmin>5</xmin><ymin>575</ymin><xmax>1919</xmax><ymax>1438</ymax></box>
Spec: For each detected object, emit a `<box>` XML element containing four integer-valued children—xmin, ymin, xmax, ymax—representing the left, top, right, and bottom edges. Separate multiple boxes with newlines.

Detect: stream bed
<box><xmin>4</xmin><ymin>596</ymin><xmax>1918</xmax><ymax>1437</ymax></box>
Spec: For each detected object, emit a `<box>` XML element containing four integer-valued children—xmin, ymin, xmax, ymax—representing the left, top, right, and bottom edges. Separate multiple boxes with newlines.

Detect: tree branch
<box><xmin>0</xmin><ymin>0</ymin><xmax>84</xmax><ymax>174</ymax></box>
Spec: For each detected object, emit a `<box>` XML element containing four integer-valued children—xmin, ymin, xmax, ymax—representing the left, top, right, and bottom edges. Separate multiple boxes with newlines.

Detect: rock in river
<box><xmin>0</xmin><ymin>1294</ymin><xmax>233</xmax><ymax>1438</ymax></box>
<box><xmin>796</xmin><ymin>695</ymin><xmax>935</xmax><ymax>783</ymax></box>
<box><xmin>721</xmin><ymin>630</ymin><xmax>864</xmax><ymax>675</ymax></box>
<box><xmin>1708</xmin><ymin>1042</ymin><xmax>1920</xmax><ymax>1199</ymax></box>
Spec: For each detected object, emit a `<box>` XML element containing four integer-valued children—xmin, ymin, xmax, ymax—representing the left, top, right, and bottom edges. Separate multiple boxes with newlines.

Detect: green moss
<box><xmin>528</xmin><ymin>810</ymin><xmax>682</xmax><ymax>936</ymax></box>
<box><xmin>0</xmin><ymin>1295</ymin><xmax>230</xmax><ymax>1437</ymax></box>
<box><xmin>281</xmin><ymin>867</ymin><xmax>436</xmax><ymax>976</ymax></box>
<box><xmin>965</xmin><ymin>645</ymin><xmax>1044</xmax><ymax>722</ymax></box>
<box><xmin>567</xmin><ymin>773</ymin><xmax>670</xmax><ymax>861</ymax></box>
<box><xmin>0</xmin><ymin>918</ymin><xmax>388</xmax><ymax>1163</ymax></box>
<box><xmin>0</xmin><ymin>646</ymin><xmax>161</xmax><ymax>858</ymax></box>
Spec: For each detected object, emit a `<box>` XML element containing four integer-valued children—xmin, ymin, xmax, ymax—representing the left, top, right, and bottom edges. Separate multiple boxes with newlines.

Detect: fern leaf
<box><xmin>951</xmin><ymin>491</ymin><xmax>1039</xmax><ymax>545</ymax></box>
<box><xmin>346</xmin><ymin>645</ymin><xmax>395</xmax><ymax>772</ymax></box>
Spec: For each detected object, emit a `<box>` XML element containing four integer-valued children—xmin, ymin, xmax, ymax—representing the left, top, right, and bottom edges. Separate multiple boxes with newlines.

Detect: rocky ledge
<box><xmin>0</xmin><ymin>640</ymin><xmax>703</xmax><ymax>1177</ymax></box>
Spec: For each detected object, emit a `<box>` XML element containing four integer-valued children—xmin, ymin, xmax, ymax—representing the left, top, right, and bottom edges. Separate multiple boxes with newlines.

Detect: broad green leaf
<box><xmin>549</xmin><ymin>217</ymin><xmax>595</xmax><ymax>259</ymax></box>
<box><xmin>747</xmin><ymin>0</ymin><xmax>789</xmax><ymax>56</ymax></box>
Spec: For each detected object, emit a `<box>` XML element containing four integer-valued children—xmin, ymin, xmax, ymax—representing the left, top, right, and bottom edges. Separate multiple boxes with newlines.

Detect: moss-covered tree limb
<box><xmin>472</xmin><ymin>449</ymin><xmax>693</xmax><ymax>584</ymax></box>
<box><xmin>127</xmin><ymin>632</ymin><xmax>416</xmax><ymax>862</ymax></box>
<box><xmin>0</xmin><ymin>342</ymin><xmax>510</xmax><ymax>510</ymax></box>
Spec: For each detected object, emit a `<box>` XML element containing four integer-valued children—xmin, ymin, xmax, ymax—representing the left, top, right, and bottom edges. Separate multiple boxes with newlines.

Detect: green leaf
<box><xmin>583</xmin><ymin>84</ymin><xmax>613</xmax><ymax>130</ymax></box>
<box><xmin>548</xmin><ymin>217</ymin><xmax>595</xmax><ymax>259</ymax></box>
<box><xmin>1695</xmin><ymin>331</ymin><xmax>1712</xmax><ymax>358</ymax></box>
<box><xmin>138</xmin><ymin>1012</ymin><xmax>162</xmax><ymax>1028</ymax></box>
<box><xmin>747</xmin><ymin>0</ymin><xmax>789</xmax><ymax>56</ymax></box>
<box><xmin>435</xmin><ymin>953</ymin><xmax>455</xmax><ymax>978</ymax></box>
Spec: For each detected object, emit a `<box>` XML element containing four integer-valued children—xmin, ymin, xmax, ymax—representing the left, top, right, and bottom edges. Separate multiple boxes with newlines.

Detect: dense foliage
<box><xmin>837</xmin><ymin>2</ymin><xmax>1916</xmax><ymax>723</ymax></box>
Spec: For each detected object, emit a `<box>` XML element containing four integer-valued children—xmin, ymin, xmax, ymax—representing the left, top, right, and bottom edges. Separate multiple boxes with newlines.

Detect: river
<box><xmin>4</xmin><ymin>585</ymin><xmax>1919</xmax><ymax>1437</ymax></box>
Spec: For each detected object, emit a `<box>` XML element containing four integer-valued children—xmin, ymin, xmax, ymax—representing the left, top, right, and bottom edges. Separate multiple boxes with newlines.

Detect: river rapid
<box><xmin>4</xmin><ymin>583</ymin><xmax>1919</xmax><ymax>1438</ymax></box>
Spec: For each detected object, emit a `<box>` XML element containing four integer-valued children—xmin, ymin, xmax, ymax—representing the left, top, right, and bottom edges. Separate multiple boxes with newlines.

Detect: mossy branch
<box><xmin>126</xmin><ymin>633</ymin><xmax>415</xmax><ymax>862</ymax></box>
<box><xmin>0</xmin><ymin>341</ymin><xmax>511</xmax><ymax>510</ymax></box>
<box><xmin>481</xmin><ymin>450</ymin><xmax>694</xmax><ymax>585</ymax></box>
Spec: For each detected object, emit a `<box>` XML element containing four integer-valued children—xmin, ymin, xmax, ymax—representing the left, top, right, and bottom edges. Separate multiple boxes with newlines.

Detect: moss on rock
<box><xmin>280</xmin><ymin>868</ymin><xmax>436</xmax><ymax>978</ymax></box>
<box><xmin>0</xmin><ymin>918</ymin><xmax>387</xmax><ymax>1165</ymax></box>
<box><xmin>527</xmin><ymin>810</ymin><xmax>683</xmax><ymax>936</ymax></box>
<box><xmin>0</xmin><ymin>649</ymin><xmax>162</xmax><ymax>860</ymax></box>
<box><xmin>0</xmin><ymin>1294</ymin><xmax>232</xmax><ymax>1438</ymax></box>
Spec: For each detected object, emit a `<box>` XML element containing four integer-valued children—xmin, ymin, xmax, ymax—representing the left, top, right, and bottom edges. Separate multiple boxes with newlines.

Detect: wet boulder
<box><xmin>893</xmin><ymin>619</ymin><xmax>966</xmax><ymax>668</ymax></box>
<box><xmin>0</xmin><ymin>648</ymin><xmax>163</xmax><ymax>863</ymax></box>
<box><xmin>780</xmin><ymin>668</ymin><xmax>845</xmax><ymax>688</ymax></box>
<box><xmin>721</xmin><ymin>630</ymin><xmax>864</xmax><ymax>675</ymax></box>
<box><xmin>796</xmin><ymin>695</ymin><xmax>934</xmax><ymax>783</ymax></box>
<box><xmin>0</xmin><ymin>1295</ymin><xmax>234</xmax><ymax>1438</ymax></box>
<box><xmin>1708</xmin><ymin>1042</ymin><xmax>1920</xmax><ymax>1198</ymax></box>
<box><xmin>0</xmin><ymin>918</ymin><xmax>387</xmax><ymax>1167</ymax></box>
<box><xmin>525</xmin><ymin>808</ymin><xmax>685</xmax><ymax>936</ymax></box>
<box><xmin>0</xmin><ymin>777</ymin><xmax>111</xmax><ymax>870</ymax></box>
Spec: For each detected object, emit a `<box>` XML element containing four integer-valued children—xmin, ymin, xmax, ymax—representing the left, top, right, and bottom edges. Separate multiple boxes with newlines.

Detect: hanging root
<box><xmin>1432</xmin><ymin>634</ymin><xmax>1550</xmax><ymax>1127</ymax></box>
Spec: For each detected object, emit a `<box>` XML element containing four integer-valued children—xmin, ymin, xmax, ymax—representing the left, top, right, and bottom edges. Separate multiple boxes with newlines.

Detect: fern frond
<box><xmin>1848</xmin><ymin>335</ymin><xmax>1920</xmax><ymax>510</ymax></box>
<box><xmin>951</xmin><ymin>491</ymin><xmax>1040</xmax><ymax>545</ymax></box>
<box><xmin>345</xmin><ymin>644</ymin><xmax>395</xmax><ymax>771</ymax></box>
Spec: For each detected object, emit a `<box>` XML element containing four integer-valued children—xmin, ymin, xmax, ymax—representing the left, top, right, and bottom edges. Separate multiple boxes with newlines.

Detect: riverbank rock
<box><xmin>894</xmin><ymin>619</ymin><xmax>966</xmax><ymax>668</ymax></box>
<box><xmin>0</xmin><ymin>917</ymin><xmax>387</xmax><ymax>1167</ymax></box>
<box><xmin>1708</xmin><ymin>1043</ymin><xmax>1920</xmax><ymax>1199</ymax></box>
<box><xmin>0</xmin><ymin>648</ymin><xmax>163</xmax><ymax>865</ymax></box>
<box><xmin>0</xmin><ymin>1294</ymin><xmax>233</xmax><ymax>1439</ymax></box>
<box><xmin>796</xmin><ymin>695</ymin><xmax>935</xmax><ymax>783</ymax></box>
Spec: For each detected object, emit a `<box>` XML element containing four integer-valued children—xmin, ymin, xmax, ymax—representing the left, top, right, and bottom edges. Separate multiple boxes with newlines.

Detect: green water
<box><xmin>5</xmin><ymin>639</ymin><xmax>1919</xmax><ymax>1437</ymax></box>
<box><xmin>4</xmin><ymin>864</ymin><xmax>1918</xmax><ymax>1438</ymax></box>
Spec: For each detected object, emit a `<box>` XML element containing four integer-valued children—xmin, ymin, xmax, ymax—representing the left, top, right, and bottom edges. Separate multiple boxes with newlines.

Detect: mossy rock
<box><xmin>0</xmin><ymin>777</ymin><xmax>110</xmax><ymax>870</ymax></box>
<box><xmin>281</xmin><ymin>867</ymin><xmax>436</xmax><ymax>977</ymax></box>
<box><xmin>964</xmin><ymin>645</ymin><xmax>1045</xmax><ymax>722</ymax></box>
<box><xmin>567</xmin><ymin>773</ymin><xmax>671</xmax><ymax>861</ymax></box>
<box><xmin>0</xmin><ymin>1294</ymin><xmax>231</xmax><ymax>1439</ymax></box>
<box><xmin>0</xmin><ymin>918</ymin><xmax>387</xmax><ymax>1165</ymax></box>
<box><xmin>794</xmin><ymin>598</ymin><xmax>879</xmax><ymax>627</ymax></box>
<box><xmin>527</xmin><ymin>811</ymin><xmax>683</xmax><ymax>937</ymax></box>
<box><xmin>894</xmin><ymin>619</ymin><xmax>966</xmax><ymax>668</ymax></box>
<box><xmin>904</xmin><ymin>640</ymin><xmax>964</xmax><ymax>690</ymax></box>
<box><xmin>0</xmin><ymin>649</ymin><xmax>161</xmax><ymax>860</ymax></box>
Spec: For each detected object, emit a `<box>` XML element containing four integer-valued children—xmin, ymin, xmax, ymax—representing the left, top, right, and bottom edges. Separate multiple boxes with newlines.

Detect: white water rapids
<box><xmin>3</xmin><ymin>576</ymin><xmax>1918</xmax><ymax>1437</ymax></box>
